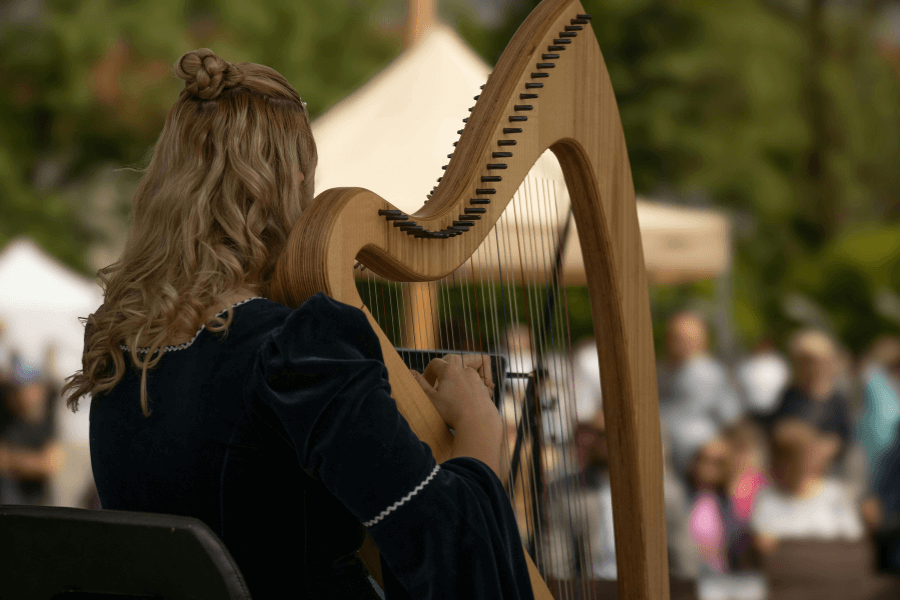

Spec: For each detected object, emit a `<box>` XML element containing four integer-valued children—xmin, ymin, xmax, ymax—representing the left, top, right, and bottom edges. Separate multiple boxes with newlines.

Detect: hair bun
<box><xmin>174</xmin><ymin>48</ymin><xmax>245</xmax><ymax>100</ymax></box>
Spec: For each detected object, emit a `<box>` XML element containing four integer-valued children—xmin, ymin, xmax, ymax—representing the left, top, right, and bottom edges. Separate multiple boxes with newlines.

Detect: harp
<box><xmin>269</xmin><ymin>0</ymin><xmax>670</xmax><ymax>598</ymax></box>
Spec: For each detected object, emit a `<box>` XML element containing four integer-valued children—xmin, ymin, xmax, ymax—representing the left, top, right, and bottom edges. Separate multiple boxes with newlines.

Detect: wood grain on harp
<box><xmin>269</xmin><ymin>0</ymin><xmax>669</xmax><ymax>599</ymax></box>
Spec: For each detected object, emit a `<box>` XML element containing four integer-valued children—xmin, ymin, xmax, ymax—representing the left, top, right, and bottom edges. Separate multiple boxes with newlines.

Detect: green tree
<box><xmin>0</xmin><ymin>0</ymin><xmax>403</xmax><ymax>275</ymax></box>
<box><xmin>457</xmin><ymin>0</ymin><xmax>900</xmax><ymax>354</ymax></box>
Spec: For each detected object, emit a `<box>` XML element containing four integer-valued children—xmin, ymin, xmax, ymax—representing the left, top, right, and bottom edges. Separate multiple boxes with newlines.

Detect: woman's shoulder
<box><xmin>249</xmin><ymin>293</ymin><xmax>365</xmax><ymax>330</ymax></box>
<box><xmin>254</xmin><ymin>292</ymin><xmax>382</xmax><ymax>364</ymax></box>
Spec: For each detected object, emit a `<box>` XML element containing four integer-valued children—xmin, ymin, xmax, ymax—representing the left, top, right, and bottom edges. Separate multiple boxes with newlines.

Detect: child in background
<box><xmin>661</xmin><ymin>427</ymin><xmax>700</xmax><ymax>580</ymax></box>
<box><xmin>751</xmin><ymin>418</ymin><xmax>863</xmax><ymax>555</ymax></box>
<box><xmin>686</xmin><ymin>434</ymin><xmax>734</xmax><ymax>575</ymax></box>
<box><xmin>722</xmin><ymin>418</ymin><xmax>769</xmax><ymax>569</ymax></box>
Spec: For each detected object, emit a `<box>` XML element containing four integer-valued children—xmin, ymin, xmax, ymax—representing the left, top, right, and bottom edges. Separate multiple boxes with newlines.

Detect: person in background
<box><xmin>722</xmin><ymin>418</ymin><xmax>770</xmax><ymax>570</ymax></box>
<box><xmin>497</xmin><ymin>323</ymin><xmax>535</xmax><ymax>448</ymax></box>
<box><xmin>665</xmin><ymin>414</ymin><xmax>735</xmax><ymax>575</ymax></box>
<box><xmin>0</xmin><ymin>319</ymin><xmax>14</xmax><ymax>384</ymax></box>
<box><xmin>751</xmin><ymin>418</ymin><xmax>864</xmax><ymax>556</ymax></box>
<box><xmin>856</xmin><ymin>336</ymin><xmax>900</xmax><ymax>492</ymax></box>
<box><xmin>543</xmin><ymin>408</ymin><xmax>617</xmax><ymax>580</ymax></box>
<box><xmin>684</xmin><ymin>432</ymin><xmax>734</xmax><ymax>576</ymax></box>
<box><xmin>857</xmin><ymin>339</ymin><xmax>900</xmax><ymax>570</ymax></box>
<box><xmin>657</xmin><ymin>311</ymin><xmax>743</xmax><ymax>431</ymax></box>
<box><xmin>735</xmin><ymin>337</ymin><xmax>790</xmax><ymax>422</ymax></box>
<box><xmin>660</xmin><ymin>426</ymin><xmax>701</xmax><ymax>581</ymax></box>
<box><xmin>500</xmin><ymin>322</ymin><xmax>534</xmax><ymax>377</ymax></box>
<box><xmin>543</xmin><ymin>408</ymin><xmax>700</xmax><ymax>582</ymax></box>
<box><xmin>764</xmin><ymin>328</ymin><xmax>852</xmax><ymax>476</ymax></box>
<box><xmin>0</xmin><ymin>357</ymin><xmax>64</xmax><ymax>505</ymax></box>
<box><xmin>572</xmin><ymin>337</ymin><xmax>602</xmax><ymax>425</ymax></box>
<box><xmin>863</xmin><ymin>417</ymin><xmax>900</xmax><ymax>572</ymax></box>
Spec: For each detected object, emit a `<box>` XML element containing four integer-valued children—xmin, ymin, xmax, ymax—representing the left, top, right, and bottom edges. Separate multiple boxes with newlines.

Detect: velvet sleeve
<box><xmin>248</xmin><ymin>293</ymin><xmax>535</xmax><ymax>600</ymax></box>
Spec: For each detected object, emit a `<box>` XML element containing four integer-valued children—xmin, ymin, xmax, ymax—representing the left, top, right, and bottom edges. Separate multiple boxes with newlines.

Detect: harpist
<box><xmin>62</xmin><ymin>49</ymin><xmax>534</xmax><ymax>600</ymax></box>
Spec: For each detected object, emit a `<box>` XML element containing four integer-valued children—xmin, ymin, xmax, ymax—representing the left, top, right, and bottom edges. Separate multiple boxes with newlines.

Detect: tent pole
<box><xmin>404</xmin><ymin>0</ymin><xmax>437</xmax><ymax>48</ymax></box>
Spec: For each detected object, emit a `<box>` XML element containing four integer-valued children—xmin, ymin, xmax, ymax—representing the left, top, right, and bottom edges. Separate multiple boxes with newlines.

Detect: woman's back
<box><xmin>89</xmin><ymin>294</ymin><xmax>533</xmax><ymax>599</ymax></box>
<box><xmin>90</xmin><ymin>296</ymin><xmax>379</xmax><ymax>598</ymax></box>
<box><xmin>75</xmin><ymin>48</ymin><xmax>530</xmax><ymax>600</ymax></box>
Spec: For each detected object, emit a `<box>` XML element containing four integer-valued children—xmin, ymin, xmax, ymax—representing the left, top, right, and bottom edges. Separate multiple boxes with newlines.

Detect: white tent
<box><xmin>0</xmin><ymin>236</ymin><xmax>99</xmax><ymax>506</ymax></box>
<box><xmin>311</xmin><ymin>24</ymin><xmax>730</xmax><ymax>284</ymax></box>
<box><xmin>0</xmin><ymin>237</ymin><xmax>101</xmax><ymax>398</ymax></box>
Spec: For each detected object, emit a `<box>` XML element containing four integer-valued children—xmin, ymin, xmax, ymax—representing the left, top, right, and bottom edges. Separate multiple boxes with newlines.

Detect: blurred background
<box><xmin>0</xmin><ymin>0</ymin><xmax>899</xmax><ymax>598</ymax></box>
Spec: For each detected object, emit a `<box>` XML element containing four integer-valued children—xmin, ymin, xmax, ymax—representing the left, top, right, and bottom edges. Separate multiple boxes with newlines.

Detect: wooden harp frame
<box><xmin>269</xmin><ymin>0</ymin><xmax>670</xmax><ymax>598</ymax></box>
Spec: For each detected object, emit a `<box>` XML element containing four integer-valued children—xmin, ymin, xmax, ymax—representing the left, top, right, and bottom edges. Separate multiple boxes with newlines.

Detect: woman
<box><xmin>857</xmin><ymin>336</ymin><xmax>900</xmax><ymax>489</ymax></box>
<box><xmin>62</xmin><ymin>49</ymin><xmax>531</xmax><ymax>600</ymax></box>
<box><xmin>764</xmin><ymin>328</ymin><xmax>852</xmax><ymax>475</ymax></box>
<box><xmin>684</xmin><ymin>433</ymin><xmax>734</xmax><ymax>576</ymax></box>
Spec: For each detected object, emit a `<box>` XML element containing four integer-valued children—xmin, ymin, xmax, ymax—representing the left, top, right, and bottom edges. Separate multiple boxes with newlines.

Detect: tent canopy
<box><xmin>0</xmin><ymin>237</ymin><xmax>102</xmax><ymax>374</ymax></box>
<box><xmin>0</xmin><ymin>237</ymin><xmax>101</xmax><ymax>444</ymax></box>
<box><xmin>311</xmin><ymin>25</ymin><xmax>730</xmax><ymax>285</ymax></box>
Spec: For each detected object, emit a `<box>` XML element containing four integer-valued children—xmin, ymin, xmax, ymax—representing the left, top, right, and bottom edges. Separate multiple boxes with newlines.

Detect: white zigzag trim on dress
<box><xmin>363</xmin><ymin>464</ymin><xmax>441</xmax><ymax>528</ymax></box>
<box><xmin>120</xmin><ymin>297</ymin><xmax>265</xmax><ymax>354</ymax></box>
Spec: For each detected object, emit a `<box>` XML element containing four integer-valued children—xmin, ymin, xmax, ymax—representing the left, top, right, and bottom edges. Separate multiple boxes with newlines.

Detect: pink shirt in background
<box><xmin>689</xmin><ymin>491</ymin><xmax>727</xmax><ymax>572</ymax></box>
<box><xmin>731</xmin><ymin>468</ymin><xmax>769</xmax><ymax>524</ymax></box>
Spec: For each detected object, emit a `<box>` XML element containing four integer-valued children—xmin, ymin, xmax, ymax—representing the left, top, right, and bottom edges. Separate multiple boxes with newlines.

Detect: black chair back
<box><xmin>0</xmin><ymin>505</ymin><xmax>251</xmax><ymax>600</ymax></box>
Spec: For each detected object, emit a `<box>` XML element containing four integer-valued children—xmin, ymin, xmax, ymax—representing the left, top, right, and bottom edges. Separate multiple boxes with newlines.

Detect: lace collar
<box><xmin>119</xmin><ymin>296</ymin><xmax>265</xmax><ymax>354</ymax></box>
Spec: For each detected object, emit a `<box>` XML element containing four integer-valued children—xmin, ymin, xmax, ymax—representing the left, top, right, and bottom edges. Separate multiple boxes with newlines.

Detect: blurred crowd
<box><xmin>544</xmin><ymin>310</ymin><xmax>900</xmax><ymax>595</ymax></box>
<box><xmin>6</xmin><ymin>299</ymin><xmax>900</xmax><ymax>597</ymax></box>
<box><xmin>0</xmin><ymin>319</ymin><xmax>69</xmax><ymax>507</ymax></box>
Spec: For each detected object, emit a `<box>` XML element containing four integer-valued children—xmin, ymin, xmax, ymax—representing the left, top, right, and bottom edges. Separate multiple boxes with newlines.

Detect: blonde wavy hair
<box><xmin>61</xmin><ymin>48</ymin><xmax>317</xmax><ymax>417</ymax></box>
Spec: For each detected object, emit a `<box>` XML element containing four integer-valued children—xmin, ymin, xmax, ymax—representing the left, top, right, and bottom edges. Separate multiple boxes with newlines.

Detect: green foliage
<box><xmin>456</xmin><ymin>0</ymin><xmax>900</xmax><ymax>356</ymax></box>
<box><xmin>2</xmin><ymin>0</ymin><xmax>899</xmax><ymax>360</ymax></box>
<box><xmin>787</xmin><ymin>224</ymin><xmax>900</xmax><ymax>354</ymax></box>
<box><xmin>0</xmin><ymin>0</ymin><xmax>402</xmax><ymax>276</ymax></box>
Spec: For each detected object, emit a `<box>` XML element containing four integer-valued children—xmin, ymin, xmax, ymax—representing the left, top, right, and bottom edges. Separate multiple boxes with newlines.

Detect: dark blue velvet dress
<box><xmin>89</xmin><ymin>293</ymin><xmax>534</xmax><ymax>599</ymax></box>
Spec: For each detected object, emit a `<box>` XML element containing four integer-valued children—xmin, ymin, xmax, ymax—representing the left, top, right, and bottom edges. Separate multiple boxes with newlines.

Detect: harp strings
<box><xmin>543</xmin><ymin>180</ymin><xmax>595</xmax><ymax>599</ymax></box>
<box><xmin>512</xmin><ymin>180</ymin><xmax>552</xmax><ymax>573</ymax></box>
<box><xmin>498</xmin><ymin>189</ymin><xmax>540</xmax><ymax>563</ymax></box>
<box><xmin>518</xmin><ymin>179</ymin><xmax>583</xmax><ymax>598</ymax></box>
<box><xmin>353</xmin><ymin>177</ymin><xmax>597</xmax><ymax>598</ymax></box>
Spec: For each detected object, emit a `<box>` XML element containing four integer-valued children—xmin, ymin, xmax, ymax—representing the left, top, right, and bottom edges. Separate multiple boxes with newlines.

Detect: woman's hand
<box><xmin>411</xmin><ymin>354</ymin><xmax>495</xmax><ymax>431</ymax></box>
<box><xmin>410</xmin><ymin>353</ymin><xmax>503</xmax><ymax>478</ymax></box>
